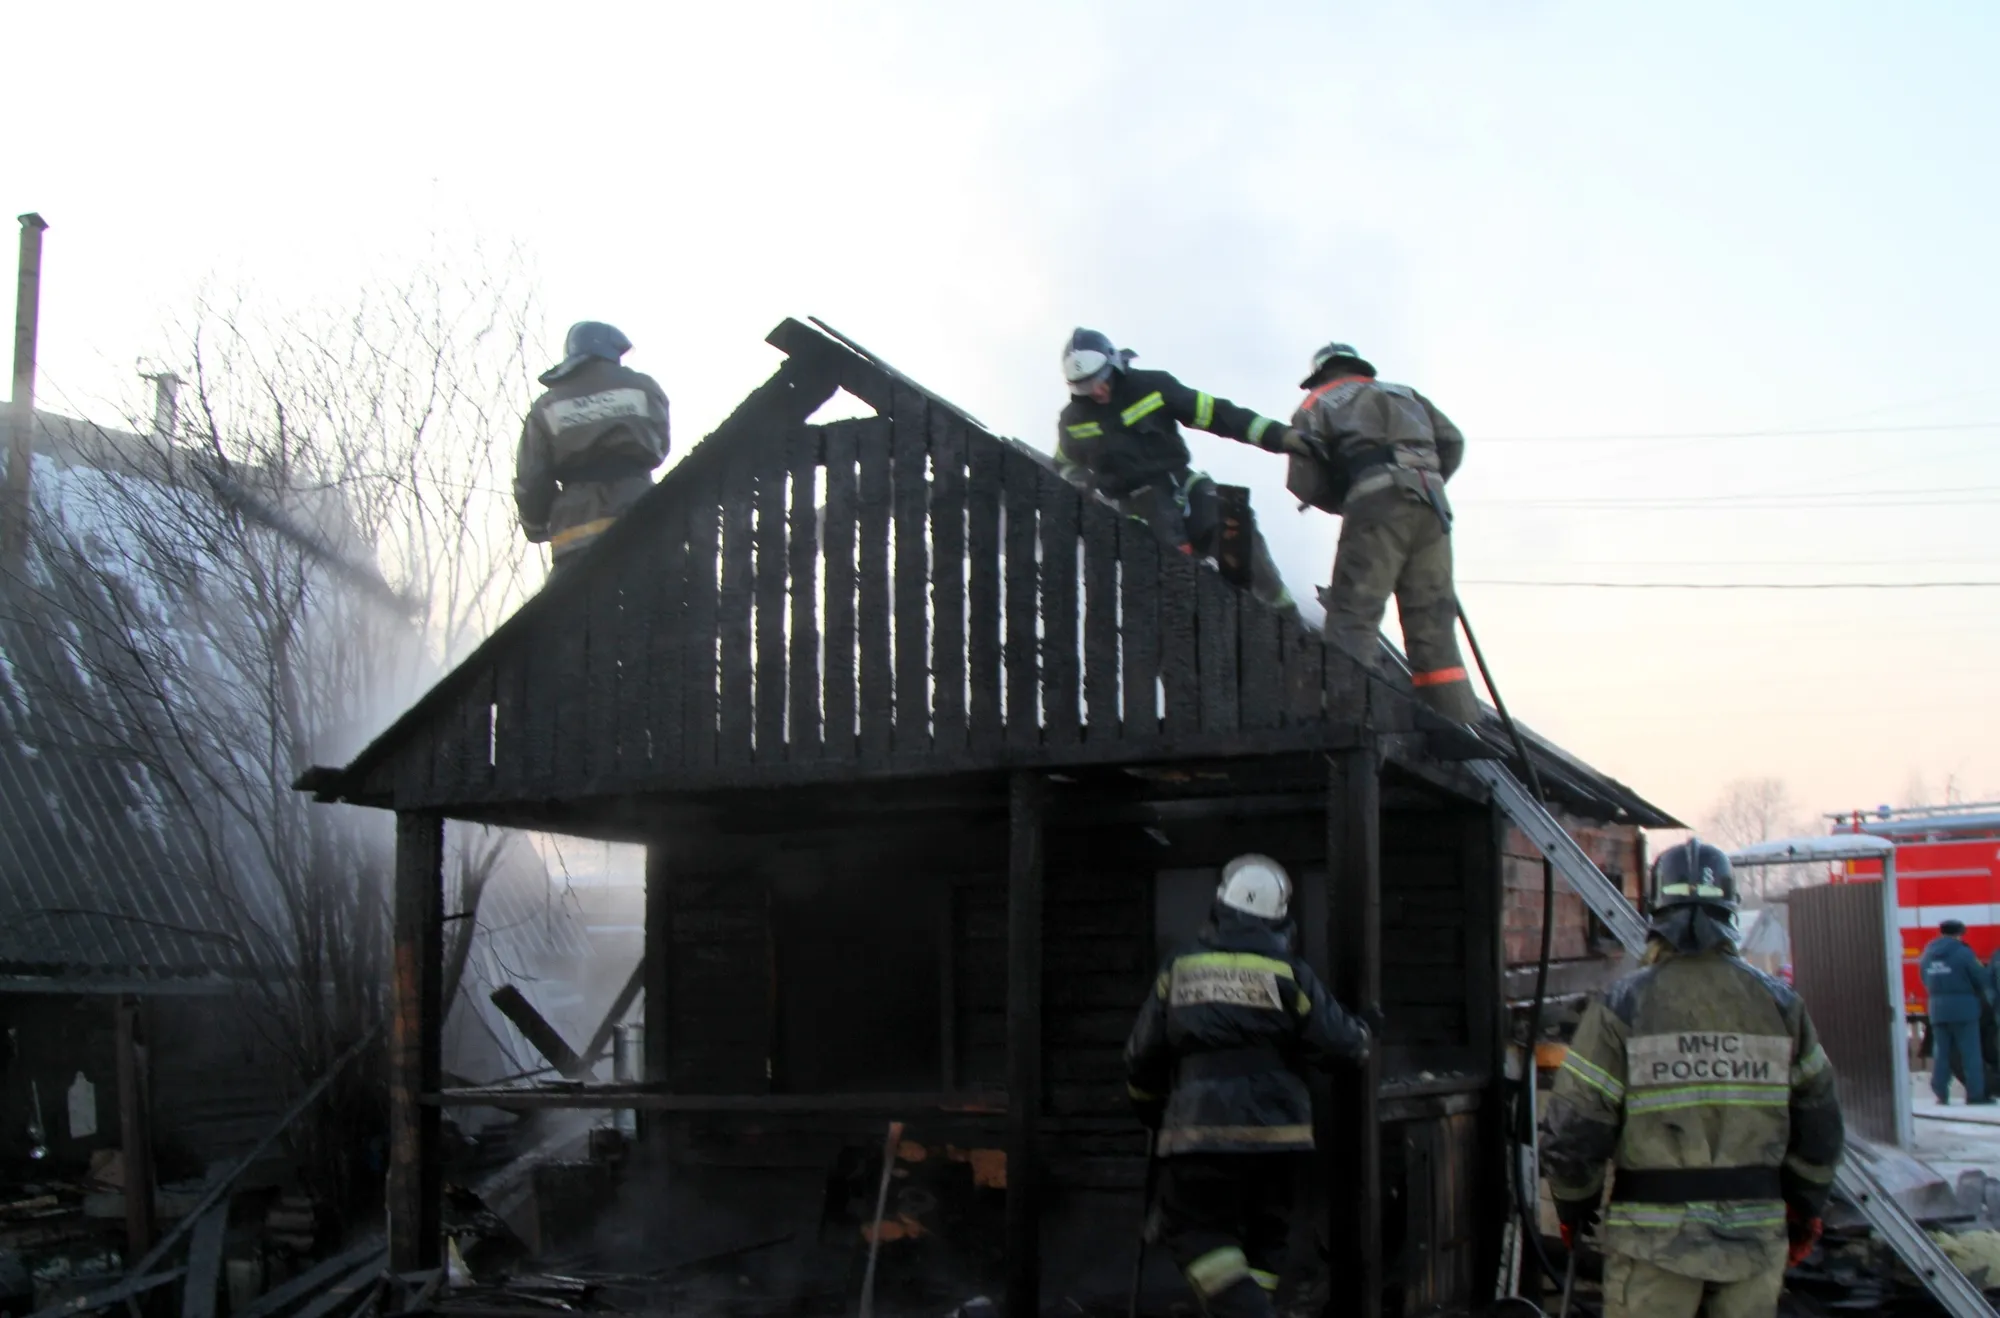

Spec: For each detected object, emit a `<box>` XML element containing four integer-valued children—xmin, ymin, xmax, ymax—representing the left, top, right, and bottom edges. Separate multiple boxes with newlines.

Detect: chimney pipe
<box><xmin>141</xmin><ymin>369</ymin><xmax>182</xmax><ymax>444</ymax></box>
<box><xmin>4</xmin><ymin>213</ymin><xmax>48</xmax><ymax>572</ymax></box>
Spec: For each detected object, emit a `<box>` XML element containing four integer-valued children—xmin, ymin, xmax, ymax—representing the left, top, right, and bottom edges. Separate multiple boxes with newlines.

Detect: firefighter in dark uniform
<box><xmin>1540</xmin><ymin>840</ymin><xmax>1846</xmax><ymax>1318</ymax></box>
<box><xmin>1289</xmin><ymin>342</ymin><xmax>1478</xmax><ymax>722</ymax></box>
<box><xmin>515</xmin><ymin>321</ymin><xmax>670</xmax><ymax>577</ymax></box>
<box><xmin>1125</xmin><ymin>855</ymin><xmax>1371</xmax><ymax>1318</ymax></box>
<box><xmin>1057</xmin><ymin>329</ymin><xmax>1313</xmax><ymax>623</ymax></box>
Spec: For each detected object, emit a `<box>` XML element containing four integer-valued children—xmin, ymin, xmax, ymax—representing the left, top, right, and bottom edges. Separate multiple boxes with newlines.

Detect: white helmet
<box><xmin>1217</xmin><ymin>854</ymin><xmax>1291</xmax><ymax>920</ymax></box>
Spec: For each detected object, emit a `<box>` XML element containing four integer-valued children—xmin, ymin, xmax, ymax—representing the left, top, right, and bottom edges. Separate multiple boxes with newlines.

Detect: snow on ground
<box><xmin>1912</xmin><ymin>1080</ymin><xmax>2000</xmax><ymax>1185</ymax></box>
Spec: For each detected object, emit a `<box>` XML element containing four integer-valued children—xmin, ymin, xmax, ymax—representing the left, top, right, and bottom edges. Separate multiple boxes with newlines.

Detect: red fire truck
<box><xmin>1831</xmin><ymin>803</ymin><xmax>2000</xmax><ymax>1015</ymax></box>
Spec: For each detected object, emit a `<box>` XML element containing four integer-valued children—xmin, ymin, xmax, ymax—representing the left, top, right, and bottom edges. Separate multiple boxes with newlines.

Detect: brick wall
<box><xmin>1502</xmin><ymin>813</ymin><xmax>1645</xmax><ymax>966</ymax></box>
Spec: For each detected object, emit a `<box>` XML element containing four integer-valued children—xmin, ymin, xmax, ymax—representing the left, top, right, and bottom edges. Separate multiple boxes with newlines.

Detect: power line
<box><xmin>1480</xmin><ymin>421</ymin><xmax>2000</xmax><ymax>444</ymax></box>
<box><xmin>1463</xmin><ymin>579</ymin><xmax>2000</xmax><ymax>590</ymax></box>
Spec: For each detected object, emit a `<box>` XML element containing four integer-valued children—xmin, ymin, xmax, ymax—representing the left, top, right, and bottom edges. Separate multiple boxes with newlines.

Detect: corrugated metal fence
<box><xmin>1791</xmin><ymin>881</ymin><xmax>1898</xmax><ymax>1144</ymax></box>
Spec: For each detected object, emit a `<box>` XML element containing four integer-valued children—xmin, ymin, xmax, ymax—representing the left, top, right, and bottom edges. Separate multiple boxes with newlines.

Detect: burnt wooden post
<box><xmin>389</xmin><ymin>811</ymin><xmax>444</xmax><ymax>1272</ymax></box>
<box><xmin>1005</xmin><ymin>771</ymin><xmax>1046</xmax><ymax>1318</ymax></box>
<box><xmin>113</xmin><ymin>995</ymin><xmax>155</xmax><ymax>1261</ymax></box>
<box><xmin>641</xmin><ymin>841</ymin><xmax>674</xmax><ymax>1141</ymax></box>
<box><xmin>1326</xmin><ymin>745</ymin><xmax>1382</xmax><ymax>1318</ymax></box>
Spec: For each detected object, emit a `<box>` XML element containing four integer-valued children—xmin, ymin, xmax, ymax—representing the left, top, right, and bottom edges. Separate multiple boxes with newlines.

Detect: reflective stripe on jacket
<box><xmin>1539</xmin><ymin>944</ymin><xmax>1844</xmax><ymax>1284</ymax></box>
<box><xmin>1056</xmin><ymin>368</ymin><xmax>1285</xmax><ymax>499</ymax></box>
<box><xmin>1124</xmin><ymin>908</ymin><xmax>1369</xmax><ymax>1155</ymax></box>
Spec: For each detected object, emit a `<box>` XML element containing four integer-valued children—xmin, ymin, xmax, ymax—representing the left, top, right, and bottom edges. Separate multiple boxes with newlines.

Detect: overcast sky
<box><xmin>9</xmin><ymin>0</ymin><xmax>1999</xmax><ymax>829</ymax></box>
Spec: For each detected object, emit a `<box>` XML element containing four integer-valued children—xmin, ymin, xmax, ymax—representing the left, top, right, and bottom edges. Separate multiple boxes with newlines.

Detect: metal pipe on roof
<box><xmin>5</xmin><ymin>213</ymin><xmax>48</xmax><ymax>571</ymax></box>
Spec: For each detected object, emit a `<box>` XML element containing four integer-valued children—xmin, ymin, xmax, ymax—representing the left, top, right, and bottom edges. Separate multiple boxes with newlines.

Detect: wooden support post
<box><xmin>1005</xmin><ymin>772</ymin><xmax>1046</xmax><ymax>1318</ymax></box>
<box><xmin>389</xmin><ymin>812</ymin><xmax>444</xmax><ymax>1273</ymax></box>
<box><xmin>640</xmin><ymin>841</ymin><xmax>673</xmax><ymax>1143</ymax></box>
<box><xmin>1327</xmin><ymin>746</ymin><xmax>1382</xmax><ymax>1318</ymax></box>
<box><xmin>488</xmin><ymin>985</ymin><xmax>583</xmax><ymax>1076</ymax></box>
<box><xmin>113</xmin><ymin>995</ymin><xmax>155</xmax><ymax>1263</ymax></box>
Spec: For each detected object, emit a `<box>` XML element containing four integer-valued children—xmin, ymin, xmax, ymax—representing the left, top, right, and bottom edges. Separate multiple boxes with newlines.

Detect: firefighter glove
<box><xmin>1786</xmin><ymin>1207</ymin><xmax>1822</xmax><ymax>1268</ymax></box>
<box><xmin>1554</xmin><ymin>1195</ymin><xmax>1598</xmax><ymax>1250</ymax></box>
<box><xmin>1274</xmin><ymin>426</ymin><xmax>1323</xmax><ymax>460</ymax></box>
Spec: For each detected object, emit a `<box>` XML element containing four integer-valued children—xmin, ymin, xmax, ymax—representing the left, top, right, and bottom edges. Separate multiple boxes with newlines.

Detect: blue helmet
<box><xmin>542</xmin><ymin>321</ymin><xmax>634</xmax><ymax>383</ymax></box>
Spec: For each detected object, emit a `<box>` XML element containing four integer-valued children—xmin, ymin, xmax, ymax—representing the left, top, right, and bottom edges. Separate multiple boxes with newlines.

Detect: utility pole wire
<box><xmin>1462</xmin><ymin>579</ymin><xmax>2000</xmax><ymax>590</ymax></box>
<box><xmin>1481</xmin><ymin>420</ymin><xmax>2000</xmax><ymax>444</ymax></box>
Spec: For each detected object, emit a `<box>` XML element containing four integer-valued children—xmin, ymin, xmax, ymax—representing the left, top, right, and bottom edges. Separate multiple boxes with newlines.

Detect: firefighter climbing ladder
<box><xmin>1466</xmin><ymin>757</ymin><xmax>1999</xmax><ymax>1318</ymax></box>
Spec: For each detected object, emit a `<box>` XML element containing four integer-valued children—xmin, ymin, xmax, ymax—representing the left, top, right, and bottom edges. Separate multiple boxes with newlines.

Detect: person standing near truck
<box><xmin>1921</xmin><ymin>919</ymin><xmax>1995</xmax><ymax>1104</ymax></box>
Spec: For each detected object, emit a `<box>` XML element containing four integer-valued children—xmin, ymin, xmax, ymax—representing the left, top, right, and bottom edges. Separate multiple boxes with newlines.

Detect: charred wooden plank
<box><xmin>524</xmin><ymin>610</ymin><xmax>563</xmax><ymax>785</ymax></box>
<box><xmin>643</xmin><ymin>842</ymin><xmax>673</xmax><ymax>1109</ymax></box>
<box><xmin>458</xmin><ymin>665</ymin><xmax>494</xmax><ymax>797</ymax></box>
<box><xmin>390</xmin><ymin>813</ymin><xmax>444</xmax><ymax>1272</ymax></box>
<box><xmin>823</xmin><ymin>424</ymin><xmax>858</xmax><ymax>760</ymax></box>
<box><xmin>1284</xmin><ymin>628</ymin><xmax>1324</xmax><ymax>727</ymax></box>
<box><xmin>1327</xmin><ymin>747</ymin><xmax>1383</xmax><ymax>1318</ymax></box>
<box><xmin>787</xmin><ymin>426</ymin><xmax>823</xmax><ymax>760</ymax></box>
<box><xmin>1080</xmin><ymin>504</ymin><xmax>1119</xmax><ymax>741</ymax></box>
<box><xmin>1158</xmin><ymin>540</ymin><xmax>1198</xmax><ymax>735</ymax></box>
<box><xmin>755</xmin><ymin>439</ymin><xmax>790</xmax><ymax>759</ymax></box>
<box><xmin>1237</xmin><ymin>594</ymin><xmax>1282</xmax><ymax>732</ymax></box>
<box><xmin>892</xmin><ymin>389</ymin><xmax>932</xmax><ymax>756</ymax></box>
<box><xmin>585</xmin><ymin>569</ymin><xmax>625</xmax><ymax>781</ymax></box>
<box><xmin>967</xmin><ymin>438</ymin><xmax>1004</xmax><ymax>753</ymax></box>
<box><xmin>1005</xmin><ymin>772</ymin><xmax>1046</xmax><ymax>1318</ymax></box>
<box><xmin>646</xmin><ymin>496</ymin><xmax>688</xmax><ymax>770</ymax></box>
<box><xmin>1038</xmin><ymin>468</ymin><xmax>1080</xmax><ymax>748</ymax></box>
<box><xmin>1196</xmin><ymin>566</ymin><xmax>1239</xmax><ymax>734</ymax></box>
<box><xmin>1118</xmin><ymin>524</ymin><xmax>1159</xmax><ymax>738</ymax></box>
<box><xmin>488</xmin><ymin>985</ymin><xmax>583</xmax><ymax>1076</ymax></box>
<box><xmin>930</xmin><ymin>410</ymin><xmax>968</xmax><ymax>756</ymax></box>
<box><xmin>1002</xmin><ymin>450</ymin><xmax>1041</xmax><ymax>748</ymax></box>
<box><xmin>857</xmin><ymin>419</ymin><xmax>894</xmax><ymax>764</ymax></box>
<box><xmin>718</xmin><ymin>447</ymin><xmax>757</xmax><ymax>766</ymax></box>
<box><xmin>491</xmin><ymin>650</ymin><xmax>529</xmax><ymax>793</ymax></box>
<box><xmin>684</xmin><ymin>491</ymin><xmax>721</xmax><ymax>768</ymax></box>
<box><xmin>1324</xmin><ymin>637</ymin><xmax>1369</xmax><ymax>726</ymax></box>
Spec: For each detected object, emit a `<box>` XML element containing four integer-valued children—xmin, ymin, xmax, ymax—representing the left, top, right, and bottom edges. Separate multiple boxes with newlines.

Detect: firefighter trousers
<box><xmin>1603</xmin><ymin>1253</ymin><xmax>1783</xmax><ymax>1318</ymax></box>
<box><xmin>1156</xmin><ymin>1152</ymin><xmax>1298</xmax><ymax>1318</ymax></box>
<box><xmin>1933</xmin><ymin>1019</ymin><xmax>1988</xmax><ymax>1102</ymax></box>
<box><xmin>1321</xmin><ymin>489</ymin><xmax>1478</xmax><ymax>723</ymax></box>
<box><xmin>1114</xmin><ymin>476</ymin><xmax>1300</xmax><ymax>625</ymax></box>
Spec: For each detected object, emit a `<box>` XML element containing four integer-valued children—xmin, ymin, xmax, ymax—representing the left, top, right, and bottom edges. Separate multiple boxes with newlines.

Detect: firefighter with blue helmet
<box><xmin>1540</xmin><ymin>839</ymin><xmax>1845</xmax><ymax>1318</ymax></box>
<box><xmin>515</xmin><ymin>321</ymin><xmax>670</xmax><ymax>576</ymax></box>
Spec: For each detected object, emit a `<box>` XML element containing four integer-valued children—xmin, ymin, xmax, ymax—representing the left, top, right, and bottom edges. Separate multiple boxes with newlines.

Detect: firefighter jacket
<box><xmin>1124</xmin><ymin>907</ymin><xmax>1370</xmax><ymax>1156</ymax></box>
<box><xmin>1056</xmin><ymin>369</ymin><xmax>1289</xmax><ymax>499</ymax></box>
<box><xmin>1921</xmin><ymin>935</ymin><xmax>1993</xmax><ymax>1025</ymax></box>
<box><xmin>1289</xmin><ymin>375</ymin><xmax>1463</xmax><ymax>515</ymax></box>
<box><xmin>515</xmin><ymin>359</ymin><xmax>671</xmax><ymax>558</ymax></box>
<box><xmin>1540</xmin><ymin>943</ymin><xmax>1845</xmax><ymax>1284</ymax></box>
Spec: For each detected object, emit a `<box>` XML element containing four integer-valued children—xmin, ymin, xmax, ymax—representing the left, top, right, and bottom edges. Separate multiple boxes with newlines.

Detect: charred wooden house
<box><xmin>299</xmin><ymin>321</ymin><xmax>1675</xmax><ymax>1317</ymax></box>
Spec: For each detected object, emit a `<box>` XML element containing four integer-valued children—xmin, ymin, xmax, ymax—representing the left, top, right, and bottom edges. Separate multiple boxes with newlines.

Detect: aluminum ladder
<box><xmin>1465</xmin><ymin>756</ymin><xmax>1998</xmax><ymax>1318</ymax></box>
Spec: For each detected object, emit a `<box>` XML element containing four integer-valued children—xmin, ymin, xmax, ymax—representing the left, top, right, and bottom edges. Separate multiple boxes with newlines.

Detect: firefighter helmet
<box><xmin>1650</xmin><ymin>838</ymin><xmax>1738</xmax><ymax>913</ymax></box>
<box><xmin>542</xmin><ymin>320</ymin><xmax>634</xmax><ymax>383</ymax></box>
<box><xmin>1062</xmin><ymin>327</ymin><xmax>1130</xmax><ymax>395</ymax></box>
<box><xmin>1217</xmin><ymin>854</ymin><xmax>1292</xmax><ymax>920</ymax></box>
<box><xmin>1299</xmin><ymin>341</ymin><xmax>1377</xmax><ymax>389</ymax></box>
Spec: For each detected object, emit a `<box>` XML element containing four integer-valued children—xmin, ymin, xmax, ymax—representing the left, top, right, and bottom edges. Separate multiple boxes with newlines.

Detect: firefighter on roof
<box><xmin>515</xmin><ymin>320</ymin><xmax>671</xmax><ymax>577</ymax></box>
<box><xmin>1056</xmin><ymin>329</ymin><xmax>1310</xmax><ymax>623</ymax></box>
<box><xmin>1540</xmin><ymin>840</ymin><xmax>1845</xmax><ymax>1318</ymax></box>
<box><xmin>1288</xmin><ymin>342</ymin><xmax>1478</xmax><ymax>722</ymax></box>
<box><xmin>1125</xmin><ymin>855</ymin><xmax>1371</xmax><ymax>1318</ymax></box>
